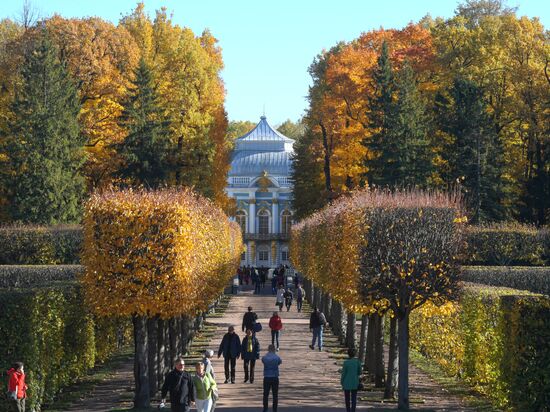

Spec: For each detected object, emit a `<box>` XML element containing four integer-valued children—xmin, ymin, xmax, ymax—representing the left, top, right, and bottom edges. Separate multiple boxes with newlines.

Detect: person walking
<box><xmin>283</xmin><ymin>287</ymin><xmax>293</xmax><ymax>312</ymax></box>
<box><xmin>161</xmin><ymin>358</ymin><xmax>194</xmax><ymax>412</ymax></box>
<box><xmin>217</xmin><ymin>326</ymin><xmax>241</xmax><ymax>383</ymax></box>
<box><xmin>295</xmin><ymin>284</ymin><xmax>305</xmax><ymax>313</ymax></box>
<box><xmin>268</xmin><ymin>311</ymin><xmax>283</xmax><ymax>351</ymax></box>
<box><xmin>192</xmin><ymin>362</ymin><xmax>217</xmax><ymax>412</ymax></box>
<box><xmin>341</xmin><ymin>348</ymin><xmax>362</xmax><ymax>412</ymax></box>
<box><xmin>241</xmin><ymin>328</ymin><xmax>260</xmax><ymax>383</ymax></box>
<box><xmin>275</xmin><ymin>285</ymin><xmax>285</xmax><ymax>311</ymax></box>
<box><xmin>262</xmin><ymin>344</ymin><xmax>282</xmax><ymax>412</ymax></box>
<box><xmin>242</xmin><ymin>306</ymin><xmax>258</xmax><ymax>334</ymax></box>
<box><xmin>309</xmin><ymin>306</ymin><xmax>327</xmax><ymax>351</ymax></box>
<box><xmin>6</xmin><ymin>362</ymin><xmax>27</xmax><ymax>412</ymax></box>
<box><xmin>202</xmin><ymin>350</ymin><xmax>216</xmax><ymax>380</ymax></box>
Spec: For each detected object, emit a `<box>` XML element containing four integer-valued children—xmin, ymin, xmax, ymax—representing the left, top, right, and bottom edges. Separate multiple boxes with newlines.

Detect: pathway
<box><xmin>208</xmin><ymin>285</ymin><xmax>475</xmax><ymax>411</ymax></box>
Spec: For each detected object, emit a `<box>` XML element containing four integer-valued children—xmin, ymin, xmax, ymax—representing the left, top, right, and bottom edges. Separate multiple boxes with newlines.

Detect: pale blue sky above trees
<box><xmin>2</xmin><ymin>0</ymin><xmax>548</xmax><ymax>125</ymax></box>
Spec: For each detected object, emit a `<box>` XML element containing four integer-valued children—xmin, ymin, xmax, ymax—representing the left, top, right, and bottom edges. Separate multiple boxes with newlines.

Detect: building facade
<box><xmin>226</xmin><ymin>116</ymin><xmax>294</xmax><ymax>268</ymax></box>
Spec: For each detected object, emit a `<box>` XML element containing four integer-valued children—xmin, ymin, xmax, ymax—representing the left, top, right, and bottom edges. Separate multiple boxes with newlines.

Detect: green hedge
<box><xmin>0</xmin><ymin>265</ymin><xmax>83</xmax><ymax>288</ymax></box>
<box><xmin>0</xmin><ymin>225</ymin><xmax>82</xmax><ymax>265</ymax></box>
<box><xmin>410</xmin><ymin>283</ymin><xmax>550</xmax><ymax>411</ymax></box>
<box><xmin>463</xmin><ymin>224</ymin><xmax>547</xmax><ymax>266</ymax></box>
<box><xmin>462</xmin><ymin>266</ymin><xmax>550</xmax><ymax>296</ymax></box>
<box><xmin>0</xmin><ymin>284</ymin><xmax>130</xmax><ymax>412</ymax></box>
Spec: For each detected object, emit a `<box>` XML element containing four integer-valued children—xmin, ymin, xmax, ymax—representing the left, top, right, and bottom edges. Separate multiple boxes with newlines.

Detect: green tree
<box><xmin>6</xmin><ymin>31</ymin><xmax>85</xmax><ymax>224</ymax></box>
<box><xmin>115</xmin><ymin>58</ymin><xmax>171</xmax><ymax>188</ymax></box>
<box><xmin>365</xmin><ymin>41</ymin><xmax>397</xmax><ymax>187</ymax></box>
<box><xmin>437</xmin><ymin>77</ymin><xmax>507</xmax><ymax>222</ymax></box>
<box><xmin>277</xmin><ymin>119</ymin><xmax>305</xmax><ymax>140</ymax></box>
<box><xmin>291</xmin><ymin>128</ymin><xmax>326</xmax><ymax>220</ymax></box>
<box><xmin>387</xmin><ymin>61</ymin><xmax>433</xmax><ymax>188</ymax></box>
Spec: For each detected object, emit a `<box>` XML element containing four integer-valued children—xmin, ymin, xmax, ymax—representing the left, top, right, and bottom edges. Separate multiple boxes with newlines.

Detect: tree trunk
<box><xmin>157</xmin><ymin>318</ymin><xmax>167</xmax><ymax>389</ymax></box>
<box><xmin>319</xmin><ymin>120</ymin><xmax>333</xmax><ymax>194</ymax></box>
<box><xmin>147</xmin><ymin>316</ymin><xmax>158</xmax><ymax>396</ymax></box>
<box><xmin>374</xmin><ymin>314</ymin><xmax>385</xmax><ymax>388</ymax></box>
<box><xmin>346</xmin><ymin>311</ymin><xmax>357</xmax><ymax>350</ymax></box>
<box><xmin>358</xmin><ymin>314</ymin><xmax>368</xmax><ymax>364</ymax></box>
<box><xmin>133</xmin><ymin>314</ymin><xmax>150</xmax><ymax>409</ymax></box>
<box><xmin>313</xmin><ymin>287</ymin><xmax>322</xmax><ymax>310</ymax></box>
<box><xmin>323</xmin><ymin>292</ymin><xmax>332</xmax><ymax>322</ymax></box>
<box><xmin>384</xmin><ymin>315</ymin><xmax>398</xmax><ymax>399</ymax></box>
<box><xmin>365</xmin><ymin>313</ymin><xmax>376</xmax><ymax>380</ymax></box>
<box><xmin>169</xmin><ymin>317</ymin><xmax>178</xmax><ymax>366</ymax></box>
<box><xmin>398</xmin><ymin>312</ymin><xmax>410</xmax><ymax>410</ymax></box>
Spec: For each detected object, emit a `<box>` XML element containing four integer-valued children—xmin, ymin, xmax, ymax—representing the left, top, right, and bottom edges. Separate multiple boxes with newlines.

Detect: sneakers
<box><xmin>309</xmin><ymin>344</ymin><xmax>314</xmax><ymax>350</ymax></box>
<box><xmin>231</xmin><ymin>379</ymin><xmax>235</xmax><ymax>384</ymax></box>
<box><xmin>244</xmin><ymin>378</ymin><xmax>248</xmax><ymax>383</ymax></box>
<box><xmin>276</xmin><ymin>347</ymin><xmax>280</xmax><ymax>351</ymax></box>
<box><xmin>318</xmin><ymin>347</ymin><xmax>322</xmax><ymax>351</ymax></box>
<box><xmin>224</xmin><ymin>379</ymin><xmax>229</xmax><ymax>384</ymax></box>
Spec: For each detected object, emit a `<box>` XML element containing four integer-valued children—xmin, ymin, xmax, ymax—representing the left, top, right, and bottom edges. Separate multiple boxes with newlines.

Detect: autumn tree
<box><xmin>5</xmin><ymin>31</ymin><xmax>85</xmax><ymax>224</ymax></box>
<box><xmin>114</xmin><ymin>58</ymin><xmax>171</xmax><ymax>187</ymax></box>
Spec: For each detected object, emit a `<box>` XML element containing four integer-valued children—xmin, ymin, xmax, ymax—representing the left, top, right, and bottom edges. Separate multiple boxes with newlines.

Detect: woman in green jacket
<box><xmin>193</xmin><ymin>362</ymin><xmax>217</xmax><ymax>412</ymax></box>
<box><xmin>340</xmin><ymin>348</ymin><xmax>362</xmax><ymax>412</ymax></box>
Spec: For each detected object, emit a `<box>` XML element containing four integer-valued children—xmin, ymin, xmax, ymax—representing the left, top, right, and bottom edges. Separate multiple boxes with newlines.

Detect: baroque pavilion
<box><xmin>226</xmin><ymin>116</ymin><xmax>294</xmax><ymax>268</ymax></box>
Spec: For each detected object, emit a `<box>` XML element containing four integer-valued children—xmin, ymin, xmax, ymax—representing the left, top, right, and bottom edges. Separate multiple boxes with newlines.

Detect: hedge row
<box><xmin>0</xmin><ymin>265</ymin><xmax>83</xmax><ymax>288</ymax></box>
<box><xmin>410</xmin><ymin>283</ymin><xmax>550</xmax><ymax>411</ymax></box>
<box><xmin>3</xmin><ymin>223</ymin><xmax>547</xmax><ymax>268</ymax></box>
<box><xmin>0</xmin><ymin>284</ymin><xmax>131</xmax><ymax>412</ymax></box>
<box><xmin>462</xmin><ymin>266</ymin><xmax>550</xmax><ymax>296</ymax></box>
<box><xmin>0</xmin><ymin>225</ymin><xmax>82</xmax><ymax>265</ymax></box>
<box><xmin>463</xmin><ymin>223</ymin><xmax>548</xmax><ymax>266</ymax></box>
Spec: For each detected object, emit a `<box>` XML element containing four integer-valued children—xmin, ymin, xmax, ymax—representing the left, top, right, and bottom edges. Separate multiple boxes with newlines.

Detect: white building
<box><xmin>226</xmin><ymin>116</ymin><xmax>294</xmax><ymax>268</ymax></box>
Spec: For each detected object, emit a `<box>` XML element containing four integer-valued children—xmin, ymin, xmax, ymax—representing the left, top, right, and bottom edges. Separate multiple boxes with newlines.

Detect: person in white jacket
<box><xmin>275</xmin><ymin>285</ymin><xmax>285</xmax><ymax>311</ymax></box>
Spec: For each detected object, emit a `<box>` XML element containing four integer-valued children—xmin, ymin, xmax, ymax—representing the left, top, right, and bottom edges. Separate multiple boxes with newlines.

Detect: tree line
<box><xmin>292</xmin><ymin>0</ymin><xmax>550</xmax><ymax>225</ymax></box>
<box><xmin>0</xmin><ymin>3</ymin><xmax>232</xmax><ymax>224</ymax></box>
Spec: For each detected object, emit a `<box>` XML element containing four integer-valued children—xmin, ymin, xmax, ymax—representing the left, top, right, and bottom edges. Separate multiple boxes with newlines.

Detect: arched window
<box><xmin>235</xmin><ymin>210</ymin><xmax>247</xmax><ymax>234</ymax></box>
<box><xmin>258</xmin><ymin>209</ymin><xmax>270</xmax><ymax>234</ymax></box>
<box><xmin>258</xmin><ymin>245</ymin><xmax>269</xmax><ymax>262</ymax></box>
<box><xmin>281</xmin><ymin>210</ymin><xmax>292</xmax><ymax>235</ymax></box>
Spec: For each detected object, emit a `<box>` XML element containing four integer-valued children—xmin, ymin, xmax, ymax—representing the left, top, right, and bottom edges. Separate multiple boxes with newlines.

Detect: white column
<box><xmin>248</xmin><ymin>199</ymin><xmax>256</xmax><ymax>234</ymax></box>
<box><xmin>272</xmin><ymin>198</ymin><xmax>279</xmax><ymax>234</ymax></box>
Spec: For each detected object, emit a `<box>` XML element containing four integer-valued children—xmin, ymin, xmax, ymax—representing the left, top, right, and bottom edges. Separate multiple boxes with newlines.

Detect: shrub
<box><xmin>462</xmin><ymin>266</ymin><xmax>550</xmax><ymax>296</ymax></box>
<box><xmin>0</xmin><ymin>284</ymin><xmax>130</xmax><ymax>412</ymax></box>
<box><xmin>0</xmin><ymin>225</ymin><xmax>82</xmax><ymax>265</ymax></box>
<box><xmin>463</xmin><ymin>223</ymin><xmax>546</xmax><ymax>266</ymax></box>
<box><xmin>0</xmin><ymin>265</ymin><xmax>83</xmax><ymax>288</ymax></box>
<box><xmin>410</xmin><ymin>283</ymin><xmax>550</xmax><ymax>411</ymax></box>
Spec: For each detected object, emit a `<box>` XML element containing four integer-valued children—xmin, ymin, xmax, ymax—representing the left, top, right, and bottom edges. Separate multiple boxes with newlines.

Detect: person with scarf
<box><xmin>240</xmin><ymin>328</ymin><xmax>260</xmax><ymax>383</ymax></box>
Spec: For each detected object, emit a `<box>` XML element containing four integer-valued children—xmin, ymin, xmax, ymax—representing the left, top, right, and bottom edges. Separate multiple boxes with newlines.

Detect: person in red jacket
<box><xmin>268</xmin><ymin>311</ymin><xmax>283</xmax><ymax>351</ymax></box>
<box><xmin>7</xmin><ymin>362</ymin><xmax>27</xmax><ymax>412</ymax></box>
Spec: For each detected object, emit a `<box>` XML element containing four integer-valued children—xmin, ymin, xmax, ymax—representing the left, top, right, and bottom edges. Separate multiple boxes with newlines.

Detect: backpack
<box><xmin>253</xmin><ymin>322</ymin><xmax>263</xmax><ymax>332</ymax></box>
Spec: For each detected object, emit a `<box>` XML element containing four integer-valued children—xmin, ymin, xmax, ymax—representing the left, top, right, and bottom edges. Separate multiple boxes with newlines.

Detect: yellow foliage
<box><xmin>81</xmin><ymin>188</ymin><xmax>242</xmax><ymax>318</ymax></box>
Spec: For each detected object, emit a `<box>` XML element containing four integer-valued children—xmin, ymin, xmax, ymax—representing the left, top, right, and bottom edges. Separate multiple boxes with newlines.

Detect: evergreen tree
<box><xmin>387</xmin><ymin>61</ymin><xmax>433</xmax><ymax>188</ymax></box>
<box><xmin>6</xmin><ymin>31</ymin><xmax>85</xmax><ymax>224</ymax></box>
<box><xmin>115</xmin><ymin>58</ymin><xmax>171</xmax><ymax>187</ymax></box>
<box><xmin>437</xmin><ymin>77</ymin><xmax>507</xmax><ymax>222</ymax></box>
<box><xmin>291</xmin><ymin>128</ymin><xmax>327</xmax><ymax>220</ymax></box>
<box><xmin>365</xmin><ymin>41</ymin><xmax>397</xmax><ymax>187</ymax></box>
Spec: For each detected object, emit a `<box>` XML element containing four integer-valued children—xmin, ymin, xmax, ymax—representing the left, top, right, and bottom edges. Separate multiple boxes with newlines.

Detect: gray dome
<box><xmin>229</xmin><ymin>150</ymin><xmax>293</xmax><ymax>176</ymax></box>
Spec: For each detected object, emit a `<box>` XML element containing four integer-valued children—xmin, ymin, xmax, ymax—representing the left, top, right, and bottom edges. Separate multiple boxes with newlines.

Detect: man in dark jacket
<box><xmin>242</xmin><ymin>306</ymin><xmax>258</xmax><ymax>333</ymax></box>
<box><xmin>309</xmin><ymin>306</ymin><xmax>328</xmax><ymax>351</ymax></box>
<box><xmin>241</xmin><ymin>328</ymin><xmax>260</xmax><ymax>383</ymax></box>
<box><xmin>218</xmin><ymin>325</ymin><xmax>241</xmax><ymax>383</ymax></box>
<box><xmin>161</xmin><ymin>358</ymin><xmax>194</xmax><ymax>412</ymax></box>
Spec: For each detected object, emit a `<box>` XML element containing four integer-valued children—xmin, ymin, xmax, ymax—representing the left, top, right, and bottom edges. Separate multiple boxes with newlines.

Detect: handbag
<box><xmin>253</xmin><ymin>322</ymin><xmax>262</xmax><ymax>332</ymax></box>
<box><xmin>212</xmin><ymin>387</ymin><xmax>219</xmax><ymax>402</ymax></box>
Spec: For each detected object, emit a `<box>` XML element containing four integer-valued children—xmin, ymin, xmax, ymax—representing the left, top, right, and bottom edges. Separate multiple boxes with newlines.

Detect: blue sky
<box><xmin>1</xmin><ymin>1</ymin><xmax>548</xmax><ymax>125</ymax></box>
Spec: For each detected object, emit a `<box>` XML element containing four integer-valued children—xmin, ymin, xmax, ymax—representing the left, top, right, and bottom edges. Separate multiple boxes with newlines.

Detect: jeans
<box><xmin>10</xmin><ymin>398</ymin><xmax>25</xmax><ymax>412</ymax></box>
<box><xmin>344</xmin><ymin>390</ymin><xmax>358</xmax><ymax>412</ymax></box>
<box><xmin>263</xmin><ymin>377</ymin><xmax>279</xmax><ymax>412</ymax></box>
<box><xmin>195</xmin><ymin>397</ymin><xmax>213</xmax><ymax>412</ymax></box>
<box><xmin>296</xmin><ymin>299</ymin><xmax>303</xmax><ymax>312</ymax></box>
<box><xmin>271</xmin><ymin>330</ymin><xmax>280</xmax><ymax>348</ymax></box>
<box><xmin>285</xmin><ymin>300</ymin><xmax>292</xmax><ymax>311</ymax></box>
<box><xmin>311</xmin><ymin>326</ymin><xmax>323</xmax><ymax>349</ymax></box>
<box><xmin>243</xmin><ymin>358</ymin><xmax>256</xmax><ymax>382</ymax></box>
<box><xmin>224</xmin><ymin>356</ymin><xmax>237</xmax><ymax>381</ymax></box>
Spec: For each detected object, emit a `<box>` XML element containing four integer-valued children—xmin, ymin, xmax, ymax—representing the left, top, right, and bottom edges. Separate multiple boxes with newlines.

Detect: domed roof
<box><xmin>229</xmin><ymin>116</ymin><xmax>295</xmax><ymax>177</ymax></box>
<box><xmin>229</xmin><ymin>150</ymin><xmax>293</xmax><ymax>176</ymax></box>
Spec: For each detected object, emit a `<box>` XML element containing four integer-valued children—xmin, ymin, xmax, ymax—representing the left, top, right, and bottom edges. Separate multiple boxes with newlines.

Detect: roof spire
<box><xmin>261</xmin><ymin>104</ymin><xmax>266</xmax><ymax>120</ymax></box>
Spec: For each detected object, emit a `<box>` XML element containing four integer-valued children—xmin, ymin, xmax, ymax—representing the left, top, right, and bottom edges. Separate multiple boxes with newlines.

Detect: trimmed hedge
<box><xmin>462</xmin><ymin>266</ymin><xmax>550</xmax><ymax>296</ymax></box>
<box><xmin>0</xmin><ymin>284</ymin><xmax>131</xmax><ymax>412</ymax></box>
<box><xmin>0</xmin><ymin>225</ymin><xmax>82</xmax><ymax>265</ymax></box>
<box><xmin>0</xmin><ymin>265</ymin><xmax>83</xmax><ymax>288</ymax></box>
<box><xmin>463</xmin><ymin>223</ymin><xmax>547</xmax><ymax>266</ymax></box>
<box><xmin>410</xmin><ymin>283</ymin><xmax>550</xmax><ymax>411</ymax></box>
